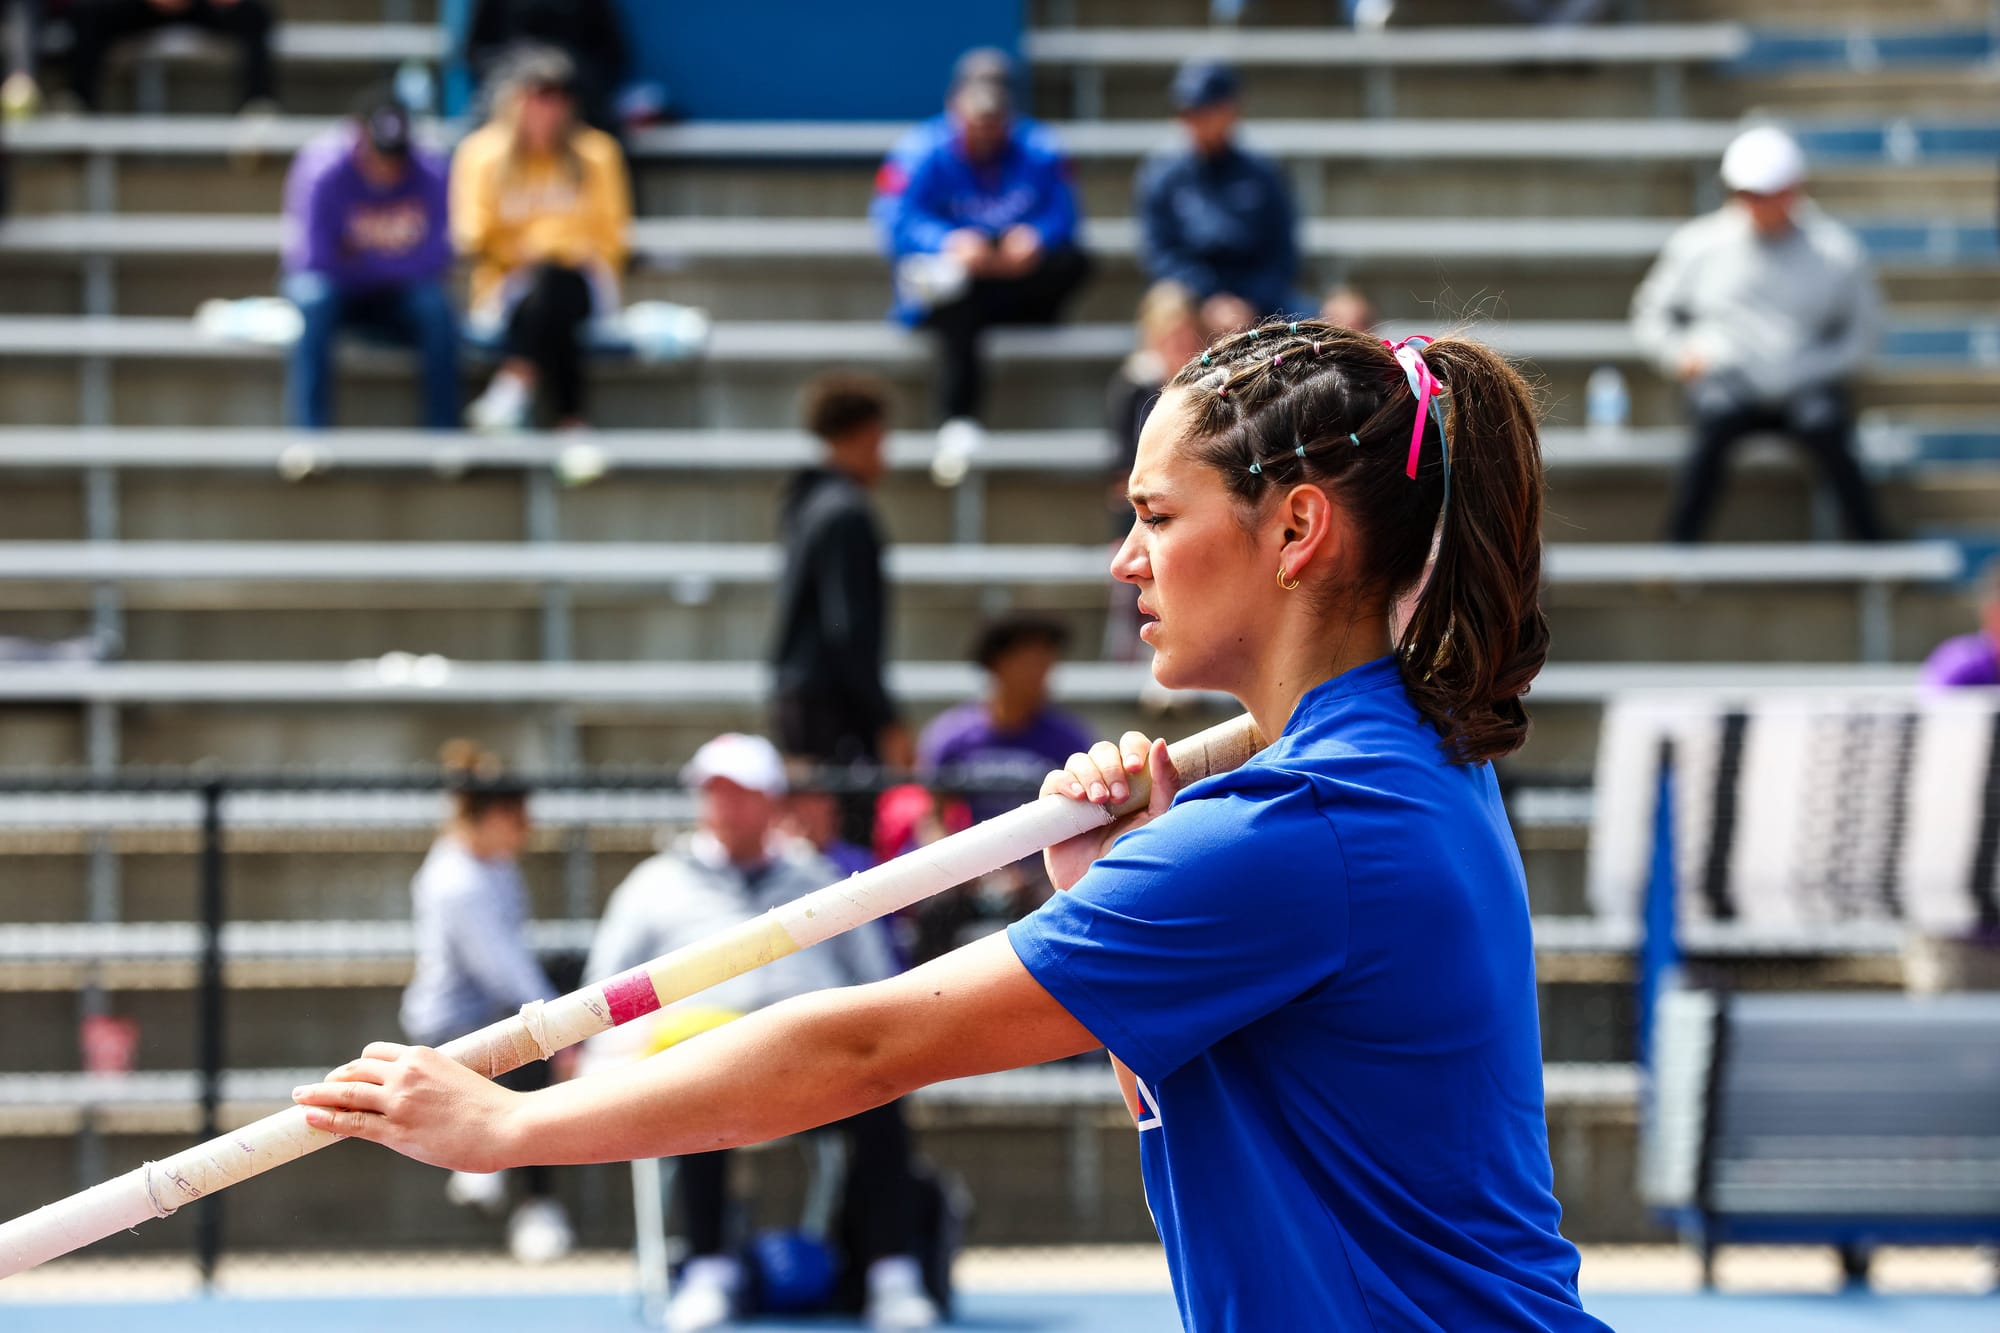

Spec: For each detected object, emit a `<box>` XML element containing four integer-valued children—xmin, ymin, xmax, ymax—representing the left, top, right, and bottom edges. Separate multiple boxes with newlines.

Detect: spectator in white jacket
<box><xmin>1631</xmin><ymin>125</ymin><xmax>1887</xmax><ymax>542</ymax></box>
<box><xmin>584</xmin><ymin>733</ymin><xmax>939</xmax><ymax>1333</ymax></box>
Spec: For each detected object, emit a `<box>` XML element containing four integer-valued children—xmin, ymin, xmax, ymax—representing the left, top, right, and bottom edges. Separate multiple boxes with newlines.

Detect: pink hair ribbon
<box><xmin>1383</xmin><ymin>335</ymin><xmax>1447</xmax><ymax>481</ymax></box>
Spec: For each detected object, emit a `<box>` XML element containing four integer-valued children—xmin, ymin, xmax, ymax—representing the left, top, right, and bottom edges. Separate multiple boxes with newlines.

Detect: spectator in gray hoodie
<box><xmin>583</xmin><ymin>733</ymin><xmax>938</xmax><ymax>1332</ymax></box>
<box><xmin>1632</xmin><ymin>125</ymin><xmax>1887</xmax><ymax>542</ymax></box>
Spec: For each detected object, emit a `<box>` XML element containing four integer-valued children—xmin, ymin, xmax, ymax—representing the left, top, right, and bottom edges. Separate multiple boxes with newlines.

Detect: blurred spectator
<box><xmin>452</xmin><ymin>46</ymin><xmax>630</xmax><ymax>433</ymax></box>
<box><xmin>583</xmin><ymin>734</ymin><xmax>937</xmax><ymax>1333</ymax></box>
<box><xmin>783</xmin><ymin>787</ymin><xmax>875</xmax><ymax>879</ymax></box>
<box><xmin>400</xmin><ymin>740</ymin><xmax>573</xmax><ymax>1265</ymax></box>
<box><xmin>872</xmin><ymin>48</ymin><xmax>1089</xmax><ymax>486</ymax></box>
<box><xmin>771</xmin><ymin>373</ymin><xmax>911</xmax><ymax>770</ymax></box>
<box><xmin>1632</xmin><ymin>126</ymin><xmax>1886</xmax><ymax>543</ymax></box>
<box><xmin>919</xmin><ymin>615</ymin><xmax>1093</xmax><ymax>825</ymax></box>
<box><xmin>1923</xmin><ymin>556</ymin><xmax>2000</xmax><ymax>688</ymax></box>
<box><xmin>281</xmin><ymin>88</ymin><xmax>458</xmax><ymax>431</ymax></box>
<box><xmin>1136</xmin><ymin>60</ymin><xmax>1301</xmax><ymax>336</ymax></box>
<box><xmin>1321</xmin><ymin>283</ymin><xmax>1379</xmax><ymax>333</ymax></box>
<box><xmin>466</xmin><ymin>0</ymin><xmax>625</xmax><ymax>137</ymax></box>
<box><xmin>67</xmin><ymin>0</ymin><xmax>275</xmax><ymax>113</ymax></box>
<box><xmin>905</xmin><ymin>616</ymin><xmax>1091</xmax><ymax>961</ymax></box>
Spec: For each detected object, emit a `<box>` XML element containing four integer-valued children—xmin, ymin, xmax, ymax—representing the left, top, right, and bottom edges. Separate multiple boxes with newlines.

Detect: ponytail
<box><xmin>1394</xmin><ymin>339</ymin><xmax>1548</xmax><ymax>764</ymax></box>
<box><xmin>1167</xmin><ymin>319</ymin><xmax>1547</xmax><ymax>765</ymax></box>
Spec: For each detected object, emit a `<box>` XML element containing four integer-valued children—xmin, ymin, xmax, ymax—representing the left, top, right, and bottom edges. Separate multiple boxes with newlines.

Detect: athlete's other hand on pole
<box><xmin>1040</xmin><ymin>733</ymin><xmax>1180</xmax><ymax>892</ymax></box>
<box><xmin>292</xmin><ymin>1042</ymin><xmax>520</xmax><ymax>1173</ymax></box>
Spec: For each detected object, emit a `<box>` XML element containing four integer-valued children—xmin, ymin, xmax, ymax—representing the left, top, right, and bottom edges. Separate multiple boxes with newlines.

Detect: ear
<box><xmin>1272</xmin><ymin>482</ymin><xmax>1342</xmax><ymax>574</ymax></box>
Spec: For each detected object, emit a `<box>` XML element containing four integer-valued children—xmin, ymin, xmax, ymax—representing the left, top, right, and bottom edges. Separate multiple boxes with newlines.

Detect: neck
<box><xmin>1236</xmin><ymin>608</ymin><xmax>1394</xmax><ymax>742</ymax></box>
<box><xmin>987</xmin><ymin>689</ymin><xmax>1041</xmax><ymax>732</ymax></box>
<box><xmin>823</xmin><ymin>446</ymin><xmax>871</xmax><ymax>486</ymax></box>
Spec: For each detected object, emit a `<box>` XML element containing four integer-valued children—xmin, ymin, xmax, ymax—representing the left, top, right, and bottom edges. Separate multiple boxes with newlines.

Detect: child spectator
<box><xmin>1137</xmin><ymin>61</ymin><xmax>1301</xmax><ymax>336</ymax></box>
<box><xmin>400</xmin><ymin>741</ymin><xmax>573</xmax><ymax>1264</ymax></box>
<box><xmin>281</xmin><ymin>88</ymin><xmax>458</xmax><ymax>430</ymax></box>
<box><xmin>1631</xmin><ymin>126</ymin><xmax>1886</xmax><ymax>543</ymax></box>
<box><xmin>66</xmin><ymin>0</ymin><xmax>274</xmax><ymax>112</ymax></box>
<box><xmin>871</xmin><ymin>48</ymin><xmax>1090</xmax><ymax>486</ymax></box>
<box><xmin>453</xmin><ymin>46</ymin><xmax>630</xmax><ymax>432</ymax></box>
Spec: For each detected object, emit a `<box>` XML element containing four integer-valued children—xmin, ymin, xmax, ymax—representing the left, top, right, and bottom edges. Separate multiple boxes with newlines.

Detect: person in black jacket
<box><xmin>770</xmin><ymin>374</ymin><xmax>912</xmax><ymax>771</ymax></box>
<box><xmin>1135</xmin><ymin>61</ymin><xmax>1302</xmax><ymax>335</ymax></box>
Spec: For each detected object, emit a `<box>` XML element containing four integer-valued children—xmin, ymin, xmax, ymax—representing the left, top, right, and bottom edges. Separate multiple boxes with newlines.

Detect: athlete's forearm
<box><xmin>496</xmin><ymin>932</ymin><xmax>1098</xmax><ymax>1167</ymax></box>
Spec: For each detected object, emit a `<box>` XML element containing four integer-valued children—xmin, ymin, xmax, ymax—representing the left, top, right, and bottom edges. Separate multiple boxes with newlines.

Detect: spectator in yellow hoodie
<box><xmin>452</xmin><ymin>47</ymin><xmax>630</xmax><ymax>432</ymax></box>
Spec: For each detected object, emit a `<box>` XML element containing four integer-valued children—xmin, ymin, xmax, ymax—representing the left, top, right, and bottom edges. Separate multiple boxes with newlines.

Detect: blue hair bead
<box><xmin>1200</xmin><ymin>352</ymin><xmax>1211</xmax><ymax>366</ymax></box>
<box><xmin>1349</xmin><ymin>432</ymin><xmax>1361</xmax><ymax>447</ymax></box>
<box><xmin>1288</xmin><ymin>322</ymin><xmax>1299</xmax><ymax>334</ymax></box>
<box><xmin>1294</xmin><ymin>443</ymin><xmax>1306</xmax><ymax>458</ymax></box>
<box><xmin>1248</xmin><ymin>462</ymin><xmax>1262</xmax><ymax>475</ymax></box>
<box><xmin>1247</xmin><ymin>327</ymin><xmax>1259</xmax><ymax>339</ymax></box>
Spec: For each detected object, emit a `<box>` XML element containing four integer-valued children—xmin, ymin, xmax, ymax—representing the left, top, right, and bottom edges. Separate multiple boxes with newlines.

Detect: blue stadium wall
<box><xmin>618</xmin><ymin>1</ymin><xmax>1022</xmax><ymax>120</ymax></box>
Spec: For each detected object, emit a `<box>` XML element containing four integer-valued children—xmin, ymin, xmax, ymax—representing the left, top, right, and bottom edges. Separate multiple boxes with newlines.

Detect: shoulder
<box><xmin>290</xmin><ymin>131</ymin><xmax>347</xmax><ymax>185</ymax></box>
<box><xmin>1013</xmin><ymin>118</ymin><xmax>1071</xmax><ymax>165</ymax></box>
<box><xmin>452</xmin><ymin>123</ymin><xmax>506</xmax><ymax>170</ymax></box>
<box><xmin>1663</xmin><ymin>209</ymin><xmax>1733</xmax><ymax>255</ymax></box>
<box><xmin>1136</xmin><ymin>150</ymin><xmax>1186</xmax><ymax>190</ymax></box>
<box><xmin>1236</xmin><ymin>146</ymin><xmax>1286</xmax><ymax>183</ymax></box>
<box><xmin>573</xmin><ymin>127</ymin><xmax>626</xmax><ymax>174</ymax></box>
<box><xmin>1799</xmin><ymin>206</ymin><xmax>1867</xmax><ymax>267</ymax></box>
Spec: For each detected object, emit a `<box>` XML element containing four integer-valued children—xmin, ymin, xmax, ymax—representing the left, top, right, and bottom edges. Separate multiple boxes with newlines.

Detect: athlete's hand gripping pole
<box><xmin>0</xmin><ymin>713</ymin><xmax>1263</xmax><ymax>1278</ymax></box>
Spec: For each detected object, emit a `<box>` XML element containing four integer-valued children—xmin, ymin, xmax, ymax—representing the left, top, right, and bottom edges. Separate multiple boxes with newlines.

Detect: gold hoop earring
<box><xmin>1277</xmin><ymin>567</ymin><xmax>1301</xmax><ymax>592</ymax></box>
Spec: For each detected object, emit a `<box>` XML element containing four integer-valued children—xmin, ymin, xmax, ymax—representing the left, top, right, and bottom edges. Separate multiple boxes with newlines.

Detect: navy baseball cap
<box><xmin>350</xmin><ymin>86</ymin><xmax>411</xmax><ymax>157</ymax></box>
<box><xmin>1172</xmin><ymin>60</ymin><xmax>1240</xmax><ymax>111</ymax></box>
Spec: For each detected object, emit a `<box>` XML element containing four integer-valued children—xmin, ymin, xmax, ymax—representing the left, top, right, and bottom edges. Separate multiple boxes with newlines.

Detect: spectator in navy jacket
<box><xmin>1137</xmin><ymin>61</ymin><xmax>1301</xmax><ymax>336</ymax></box>
<box><xmin>871</xmin><ymin>49</ymin><xmax>1090</xmax><ymax>486</ymax></box>
<box><xmin>281</xmin><ymin>88</ymin><xmax>458</xmax><ymax>429</ymax></box>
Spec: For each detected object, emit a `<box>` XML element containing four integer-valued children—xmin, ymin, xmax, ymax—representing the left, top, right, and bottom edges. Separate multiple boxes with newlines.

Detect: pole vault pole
<box><xmin>0</xmin><ymin>713</ymin><xmax>1263</xmax><ymax>1278</ymax></box>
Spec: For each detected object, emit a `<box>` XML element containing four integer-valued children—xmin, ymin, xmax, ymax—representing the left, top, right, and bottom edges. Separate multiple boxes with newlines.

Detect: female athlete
<box><xmin>296</xmin><ymin>318</ymin><xmax>1609</xmax><ymax>1331</ymax></box>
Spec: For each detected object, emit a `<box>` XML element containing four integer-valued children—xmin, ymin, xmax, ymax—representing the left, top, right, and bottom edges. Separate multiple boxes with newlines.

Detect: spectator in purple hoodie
<box><xmin>281</xmin><ymin>87</ymin><xmax>458</xmax><ymax>429</ymax></box>
<box><xmin>1923</xmin><ymin>557</ymin><xmax>2000</xmax><ymax>688</ymax></box>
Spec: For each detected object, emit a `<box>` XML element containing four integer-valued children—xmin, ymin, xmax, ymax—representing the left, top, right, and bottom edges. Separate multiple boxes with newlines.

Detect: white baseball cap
<box><xmin>682</xmin><ymin>733</ymin><xmax>788</xmax><ymax>797</ymax></box>
<box><xmin>1720</xmin><ymin>126</ymin><xmax>1806</xmax><ymax>195</ymax></box>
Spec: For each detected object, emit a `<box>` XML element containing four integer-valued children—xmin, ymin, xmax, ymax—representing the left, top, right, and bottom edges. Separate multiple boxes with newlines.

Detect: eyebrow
<box><xmin>1127</xmin><ymin>487</ymin><xmax>1168</xmax><ymax>508</ymax></box>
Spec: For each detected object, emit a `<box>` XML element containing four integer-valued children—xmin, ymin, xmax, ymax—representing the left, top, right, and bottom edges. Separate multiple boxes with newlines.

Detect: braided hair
<box><xmin>1166</xmin><ymin>318</ymin><xmax>1548</xmax><ymax>764</ymax></box>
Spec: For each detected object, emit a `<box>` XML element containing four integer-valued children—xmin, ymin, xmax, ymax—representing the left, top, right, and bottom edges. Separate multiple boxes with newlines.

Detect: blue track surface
<box><xmin>4</xmin><ymin>1290</ymin><xmax>1993</xmax><ymax>1333</ymax></box>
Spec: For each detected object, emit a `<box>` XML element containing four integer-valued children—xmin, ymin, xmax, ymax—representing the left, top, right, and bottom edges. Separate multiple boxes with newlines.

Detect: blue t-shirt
<box><xmin>1008</xmin><ymin>658</ymin><xmax>1605</xmax><ymax>1332</ymax></box>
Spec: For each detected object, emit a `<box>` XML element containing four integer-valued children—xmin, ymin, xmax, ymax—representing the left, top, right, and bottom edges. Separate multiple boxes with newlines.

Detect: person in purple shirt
<box><xmin>907</xmin><ymin>616</ymin><xmax>1094</xmax><ymax>961</ymax></box>
<box><xmin>281</xmin><ymin>87</ymin><xmax>458</xmax><ymax>430</ymax></box>
<box><xmin>1924</xmin><ymin>556</ymin><xmax>2000</xmax><ymax>688</ymax></box>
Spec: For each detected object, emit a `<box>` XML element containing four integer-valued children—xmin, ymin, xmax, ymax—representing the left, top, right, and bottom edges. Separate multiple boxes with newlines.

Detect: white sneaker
<box><xmin>507</xmin><ymin>1197</ymin><xmax>575</xmax><ymax>1264</ymax></box>
<box><xmin>665</xmin><ymin>1255</ymin><xmax>740</xmax><ymax>1333</ymax></box>
<box><xmin>466</xmin><ymin>371</ymin><xmax>532</xmax><ymax>434</ymax></box>
<box><xmin>865</xmin><ymin>1255</ymin><xmax>940</xmax><ymax>1330</ymax></box>
<box><xmin>444</xmin><ymin>1168</ymin><xmax>509</xmax><ymax>1215</ymax></box>
<box><xmin>931</xmin><ymin>417</ymin><xmax>984</xmax><ymax>488</ymax></box>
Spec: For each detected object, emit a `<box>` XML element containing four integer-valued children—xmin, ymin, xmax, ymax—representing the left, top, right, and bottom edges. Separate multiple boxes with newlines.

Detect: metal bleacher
<box><xmin>0</xmin><ymin>0</ymin><xmax>1995</xmax><ymax>1255</ymax></box>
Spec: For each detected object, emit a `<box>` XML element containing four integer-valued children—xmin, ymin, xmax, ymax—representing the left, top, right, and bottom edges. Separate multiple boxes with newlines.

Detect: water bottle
<box><xmin>1584</xmin><ymin>365</ymin><xmax>1629</xmax><ymax>440</ymax></box>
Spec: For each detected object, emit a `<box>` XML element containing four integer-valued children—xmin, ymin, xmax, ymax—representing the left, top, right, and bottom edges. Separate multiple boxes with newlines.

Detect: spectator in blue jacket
<box><xmin>281</xmin><ymin>88</ymin><xmax>459</xmax><ymax>429</ymax></box>
<box><xmin>871</xmin><ymin>49</ymin><xmax>1090</xmax><ymax>486</ymax></box>
<box><xmin>1137</xmin><ymin>61</ymin><xmax>1301</xmax><ymax>337</ymax></box>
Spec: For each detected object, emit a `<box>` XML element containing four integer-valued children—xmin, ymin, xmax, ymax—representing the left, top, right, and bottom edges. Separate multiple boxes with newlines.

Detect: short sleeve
<box><xmin>1007</xmin><ymin>774</ymin><xmax>1350</xmax><ymax>1084</ymax></box>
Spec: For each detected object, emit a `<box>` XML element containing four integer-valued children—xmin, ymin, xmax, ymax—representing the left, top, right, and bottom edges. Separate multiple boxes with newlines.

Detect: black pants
<box><xmin>678</xmin><ymin>1101</ymin><xmax>921</xmax><ymax>1265</ymax></box>
<box><xmin>1667</xmin><ymin>378</ymin><xmax>1885</xmax><ymax>543</ymax></box>
<box><xmin>67</xmin><ymin>0</ymin><xmax>274</xmax><ymax>111</ymax></box>
<box><xmin>922</xmin><ymin>245</ymin><xmax>1090</xmax><ymax>421</ymax></box>
<box><xmin>503</xmin><ymin>263</ymin><xmax>595</xmax><ymax>423</ymax></box>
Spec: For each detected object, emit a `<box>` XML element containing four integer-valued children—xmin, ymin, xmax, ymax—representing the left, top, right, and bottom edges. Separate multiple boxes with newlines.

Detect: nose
<box><xmin>1110</xmin><ymin>520</ymin><xmax>1150</xmax><ymax>586</ymax></box>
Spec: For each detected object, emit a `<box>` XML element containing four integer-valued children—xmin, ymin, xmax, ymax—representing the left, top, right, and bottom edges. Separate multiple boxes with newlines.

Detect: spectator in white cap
<box><xmin>582</xmin><ymin>733</ymin><xmax>938</xmax><ymax>1331</ymax></box>
<box><xmin>1631</xmin><ymin>124</ymin><xmax>1887</xmax><ymax>542</ymax></box>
